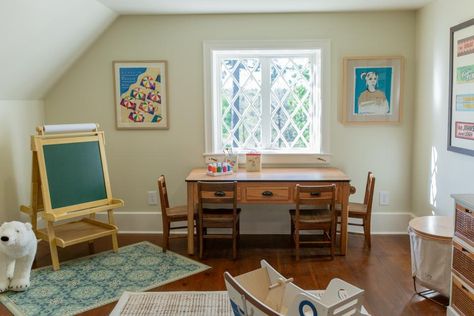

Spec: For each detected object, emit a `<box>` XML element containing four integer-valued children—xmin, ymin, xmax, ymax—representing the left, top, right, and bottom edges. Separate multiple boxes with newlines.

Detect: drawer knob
<box><xmin>214</xmin><ymin>191</ymin><xmax>226</xmax><ymax>197</ymax></box>
<box><xmin>310</xmin><ymin>192</ymin><xmax>321</xmax><ymax>197</ymax></box>
<box><xmin>262</xmin><ymin>191</ymin><xmax>274</xmax><ymax>197</ymax></box>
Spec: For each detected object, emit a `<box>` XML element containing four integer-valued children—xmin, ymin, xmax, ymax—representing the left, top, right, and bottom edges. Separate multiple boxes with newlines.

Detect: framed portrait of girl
<box><xmin>342</xmin><ymin>56</ymin><xmax>404</xmax><ymax>124</ymax></box>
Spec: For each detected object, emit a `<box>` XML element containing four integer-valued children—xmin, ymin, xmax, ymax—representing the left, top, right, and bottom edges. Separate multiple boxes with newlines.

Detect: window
<box><xmin>204</xmin><ymin>41</ymin><xmax>330</xmax><ymax>161</ymax></box>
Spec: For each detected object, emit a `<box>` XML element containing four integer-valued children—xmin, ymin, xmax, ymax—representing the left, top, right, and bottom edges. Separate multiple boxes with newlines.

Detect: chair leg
<box><xmin>199</xmin><ymin>222</ymin><xmax>204</xmax><ymax>259</ymax></box>
<box><xmin>295</xmin><ymin>226</ymin><xmax>300</xmax><ymax>261</ymax></box>
<box><xmin>237</xmin><ymin>219</ymin><xmax>241</xmax><ymax>249</ymax></box>
<box><xmin>331</xmin><ymin>241</ymin><xmax>335</xmax><ymax>260</ymax></box>
<box><xmin>232</xmin><ymin>222</ymin><xmax>237</xmax><ymax>260</ymax></box>
<box><xmin>364</xmin><ymin>217</ymin><xmax>371</xmax><ymax>248</ymax></box>
<box><xmin>331</xmin><ymin>223</ymin><xmax>336</xmax><ymax>260</ymax></box>
<box><xmin>290</xmin><ymin>219</ymin><xmax>295</xmax><ymax>245</ymax></box>
<box><xmin>162</xmin><ymin>220</ymin><xmax>169</xmax><ymax>252</ymax></box>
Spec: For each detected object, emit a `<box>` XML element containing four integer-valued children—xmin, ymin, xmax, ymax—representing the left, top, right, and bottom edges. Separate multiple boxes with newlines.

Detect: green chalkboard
<box><xmin>43</xmin><ymin>141</ymin><xmax>107</xmax><ymax>209</ymax></box>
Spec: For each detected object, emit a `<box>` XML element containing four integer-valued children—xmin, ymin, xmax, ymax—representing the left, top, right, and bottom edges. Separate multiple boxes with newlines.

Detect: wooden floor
<box><xmin>0</xmin><ymin>234</ymin><xmax>447</xmax><ymax>316</ymax></box>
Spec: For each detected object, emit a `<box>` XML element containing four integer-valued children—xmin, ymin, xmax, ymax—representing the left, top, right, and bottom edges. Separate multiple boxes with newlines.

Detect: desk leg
<box><xmin>340</xmin><ymin>183</ymin><xmax>350</xmax><ymax>255</ymax></box>
<box><xmin>187</xmin><ymin>182</ymin><xmax>195</xmax><ymax>255</ymax></box>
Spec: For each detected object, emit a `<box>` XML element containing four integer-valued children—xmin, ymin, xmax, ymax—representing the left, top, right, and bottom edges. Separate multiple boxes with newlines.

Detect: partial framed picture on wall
<box><xmin>448</xmin><ymin>18</ymin><xmax>474</xmax><ymax>156</ymax></box>
<box><xmin>342</xmin><ymin>56</ymin><xmax>404</xmax><ymax>124</ymax></box>
<box><xmin>113</xmin><ymin>60</ymin><xmax>168</xmax><ymax>129</ymax></box>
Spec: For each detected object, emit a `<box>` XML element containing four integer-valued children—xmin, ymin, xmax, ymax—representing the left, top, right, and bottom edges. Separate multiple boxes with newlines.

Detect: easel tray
<box><xmin>36</xmin><ymin>218</ymin><xmax>117</xmax><ymax>248</ymax></box>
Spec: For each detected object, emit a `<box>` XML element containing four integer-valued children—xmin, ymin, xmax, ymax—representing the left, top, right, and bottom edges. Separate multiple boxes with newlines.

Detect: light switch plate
<box><xmin>379</xmin><ymin>191</ymin><xmax>390</xmax><ymax>206</ymax></box>
<box><xmin>148</xmin><ymin>191</ymin><xmax>158</xmax><ymax>205</ymax></box>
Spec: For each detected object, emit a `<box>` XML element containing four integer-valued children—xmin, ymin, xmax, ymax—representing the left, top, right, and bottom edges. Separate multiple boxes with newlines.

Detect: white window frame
<box><xmin>203</xmin><ymin>40</ymin><xmax>331</xmax><ymax>165</ymax></box>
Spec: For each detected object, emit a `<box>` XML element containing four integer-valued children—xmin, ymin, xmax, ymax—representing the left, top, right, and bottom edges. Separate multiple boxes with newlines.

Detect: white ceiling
<box><xmin>97</xmin><ymin>0</ymin><xmax>434</xmax><ymax>15</ymax></box>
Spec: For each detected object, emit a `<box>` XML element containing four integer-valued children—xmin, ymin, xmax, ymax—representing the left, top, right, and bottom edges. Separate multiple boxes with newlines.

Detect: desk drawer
<box><xmin>245</xmin><ymin>186</ymin><xmax>290</xmax><ymax>202</ymax></box>
<box><xmin>453</xmin><ymin>241</ymin><xmax>474</xmax><ymax>289</ymax></box>
<box><xmin>455</xmin><ymin>204</ymin><xmax>474</xmax><ymax>246</ymax></box>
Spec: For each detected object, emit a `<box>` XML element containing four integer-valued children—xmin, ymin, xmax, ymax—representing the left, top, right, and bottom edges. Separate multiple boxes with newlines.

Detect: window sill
<box><xmin>202</xmin><ymin>152</ymin><xmax>331</xmax><ymax>166</ymax></box>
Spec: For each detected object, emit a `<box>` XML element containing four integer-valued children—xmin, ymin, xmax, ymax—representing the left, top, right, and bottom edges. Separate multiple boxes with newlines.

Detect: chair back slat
<box><xmin>363</xmin><ymin>172</ymin><xmax>373</xmax><ymax>204</ymax></box>
<box><xmin>295</xmin><ymin>185</ymin><xmax>336</xmax><ymax>209</ymax></box>
<box><xmin>198</xmin><ymin>181</ymin><xmax>238</xmax><ymax>208</ymax></box>
<box><xmin>157</xmin><ymin>175</ymin><xmax>170</xmax><ymax>217</ymax></box>
<box><xmin>364</xmin><ymin>172</ymin><xmax>376</xmax><ymax>216</ymax></box>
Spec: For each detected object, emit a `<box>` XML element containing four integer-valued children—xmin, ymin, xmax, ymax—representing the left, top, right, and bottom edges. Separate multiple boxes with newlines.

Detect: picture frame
<box><xmin>448</xmin><ymin>18</ymin><xmax>474</xmax><ymax>156</ymax></box>
<box><xmin>342</xmin><ymin>56</ymin><xmax>404</xmax><ymax>124</ymax></box>
<box><xmin>113</xmin><ymin>60</ymin><xmax>169</xmax><ymax>129</ymax></box>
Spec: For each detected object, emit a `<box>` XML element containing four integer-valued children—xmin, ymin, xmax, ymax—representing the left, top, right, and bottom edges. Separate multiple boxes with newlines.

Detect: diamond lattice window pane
<box><xmin>219</xmin><ymin>58</ymin><xmax>262</xmax><ymax>149</ymax></box>
<box><xmin>270</xmin><ymin>57</ymin><xmax>313</xmax><ymax>150</ymax></box>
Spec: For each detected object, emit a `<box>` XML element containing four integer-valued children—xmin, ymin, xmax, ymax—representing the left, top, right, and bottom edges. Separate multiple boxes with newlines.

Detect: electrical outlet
<box><xmin>148</xmin><ymin>191</ymin><xmax>158</xmax><ymax>205</ymax></box>
<box><xmin>379</xmin><ymin>191</ymin><xmax>390</xmax><ymax>206</ymax></box>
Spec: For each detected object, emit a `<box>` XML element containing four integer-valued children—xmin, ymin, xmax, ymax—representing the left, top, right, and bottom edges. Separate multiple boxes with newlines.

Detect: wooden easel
<box><xmin>20</xmin><ymin>124</ymin><xmax>124</xmax><ymax>271</ymax></box>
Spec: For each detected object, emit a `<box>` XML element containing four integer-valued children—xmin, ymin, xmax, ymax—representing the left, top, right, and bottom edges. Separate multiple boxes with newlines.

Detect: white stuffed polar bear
<box><xmin>0</xmin><ymin>221</ymin><xmax>37</xmax><ymax>292</ymax></box>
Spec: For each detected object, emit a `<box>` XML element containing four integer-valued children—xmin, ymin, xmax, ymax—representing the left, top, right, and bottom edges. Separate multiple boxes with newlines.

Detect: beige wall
<box><xmin>0</xmin><ymin>100</ymin><xmax>44</xmax><ymax>222</ymax></box>
<box><xmin>45</xmin><ymin>12</ymin><xmax>416</xmax><ymax>233</ymax></box>
<box><xmin>413</xmin><ymin>1</ymin><xmax>474</xmax><ymax>216</ymax></box>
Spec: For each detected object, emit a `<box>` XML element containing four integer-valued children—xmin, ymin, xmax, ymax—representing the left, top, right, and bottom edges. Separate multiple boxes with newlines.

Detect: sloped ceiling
<box><xmin>0</xmin><ymin>0</ymin><xmax>117</xmax><ymax>100</ymax></box>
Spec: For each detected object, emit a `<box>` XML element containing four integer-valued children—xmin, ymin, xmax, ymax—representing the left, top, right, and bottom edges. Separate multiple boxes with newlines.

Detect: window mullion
<box><xmin>261</xmin><ymin>57</ymin><xmax>271</xmax><ymax>149</ymax></box>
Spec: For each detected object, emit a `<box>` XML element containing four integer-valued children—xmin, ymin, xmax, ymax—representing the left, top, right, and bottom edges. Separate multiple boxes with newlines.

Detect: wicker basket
<box><xmin>453</xmin><ymin>241</ymin><xmax>474</xmax><ymax>289</ymax></box>
<box><xmin>455</xmin><ymin>205</ymin><xmax>474</xmax><ymax>246</ymax></box>
<box><xmin>451</xmin><ymin>275</ymin><xmax>474</xmax><ymax>316</ymax></box>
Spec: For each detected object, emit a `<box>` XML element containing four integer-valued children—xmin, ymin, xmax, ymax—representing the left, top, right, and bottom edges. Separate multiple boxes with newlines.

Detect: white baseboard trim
<box><xmin>348</xmin><ymin>211</ymin><xmax>416</xmax><ymax>235</ymax></box>
<box><xmin>92</xmin><ymin>210</ymin><xmax>415</xmax><ymax>235</ymax></box>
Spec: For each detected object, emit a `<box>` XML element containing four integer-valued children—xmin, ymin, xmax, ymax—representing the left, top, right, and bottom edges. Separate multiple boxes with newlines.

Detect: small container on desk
<box><xmin>207</xmin><ymin>162</ymin><xmax>233</xmax><ymax>176</ymax></box>
<box><xmin>246</xmin><ymin>152</ymin><xmax>261</xmax><ymax>172</ymax></box>
<box><xmin>225</xmin><ymin>154</ymin><xmax>239</xmax><ymax>172</ymax></box>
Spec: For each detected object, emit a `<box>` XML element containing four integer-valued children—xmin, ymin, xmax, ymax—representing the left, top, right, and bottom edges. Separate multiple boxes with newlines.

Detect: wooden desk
<box><xmin>185</xmin><ymin>168</ymin><xmax>351</xmax><ymax>255</ymax></box>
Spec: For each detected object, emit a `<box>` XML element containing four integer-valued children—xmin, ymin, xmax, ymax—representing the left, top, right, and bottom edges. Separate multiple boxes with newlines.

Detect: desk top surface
<box><xmin>186</xmin><ymin>167</ymin><xmax>350</xmax><ymax>182</ymax></box>
<box><xmin>408</xmin><ymin>216</ymin><xmax>454</xmax><ymax>240</ymax></box>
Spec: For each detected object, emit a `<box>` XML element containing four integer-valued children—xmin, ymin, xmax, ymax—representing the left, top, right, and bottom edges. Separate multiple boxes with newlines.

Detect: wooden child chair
<box><xmin>337</xmin><ymin>172</ymin><xmax>376</xmax><ymax>247</ymax></box>
<box><xmin>158</xmin><ymin>175</ymin><xmax>197</xmax><ymax>252</ymax></box>
<box><xmin>289</xmin><ymin>184</ymin><xmax>337</xmax><ymax>260</ymax></box>
<box><xmin>197</xmin><ymin>181</ymin><xmax>241</xmax><ymax>260</ymax></box>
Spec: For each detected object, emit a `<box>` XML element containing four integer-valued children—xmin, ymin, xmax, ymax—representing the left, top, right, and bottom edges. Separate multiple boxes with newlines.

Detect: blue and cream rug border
<box><xmin>0</xmin><ymin>241</ymin><xmax>210</xmax><ymax>316</ymax></box>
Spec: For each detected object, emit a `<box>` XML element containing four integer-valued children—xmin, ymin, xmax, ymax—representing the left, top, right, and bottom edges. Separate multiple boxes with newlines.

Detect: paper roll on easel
<box><xmin>42</xmin><ymin>123</ymin><xmax>98</xmax><ymax>134</ymax></box>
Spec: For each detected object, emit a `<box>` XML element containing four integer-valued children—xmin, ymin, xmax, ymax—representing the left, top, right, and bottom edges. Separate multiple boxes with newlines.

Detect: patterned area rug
<box><xmin>0</xmin><ymin>241</ymin><xmax>210</xmax><ymax>316</ymax></box>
